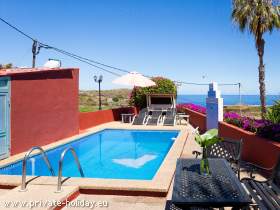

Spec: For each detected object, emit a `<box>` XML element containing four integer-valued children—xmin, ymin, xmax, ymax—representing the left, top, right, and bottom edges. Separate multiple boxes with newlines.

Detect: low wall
<box><xmin>180</xmin><ymin>107</ymin><xmax>280</xmax><ymax>169</ymax></box>
<box><xmin>219</xmin><ymin>121</ymin><xmax>280</xmax><ymax>169</ymax></box>
<box><xmin>79</xmin><ymin>107</ymin><xmax>137</xmax><ymax>131</ymax></box>
<box><xmin>180</xmin><ymin>108</ymin><xmax>206</xmax><ymax>132</ymax></box>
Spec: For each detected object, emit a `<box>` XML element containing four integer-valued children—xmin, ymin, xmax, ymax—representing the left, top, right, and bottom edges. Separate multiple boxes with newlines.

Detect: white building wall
<box><xmin>206</xmin><ymin>82</ymin><xmax>223</xmax><ymax>130</ymax></box>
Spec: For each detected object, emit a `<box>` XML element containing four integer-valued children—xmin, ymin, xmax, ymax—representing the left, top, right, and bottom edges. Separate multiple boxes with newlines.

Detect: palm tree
<box><xmin>232</xmin><ymin>0</ymin><xmax>280</xmax><ymax>119</ymax></box>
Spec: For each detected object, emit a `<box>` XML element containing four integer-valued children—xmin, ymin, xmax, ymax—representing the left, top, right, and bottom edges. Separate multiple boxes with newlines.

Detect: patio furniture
<box><xmin>132</xmin><ymin>108</ymin><xmax>148</xmax><ymax>125</ymax></box>
<box><xmin>150</xmin><ymin>104</ymin><xmax>172</xmax><ymax>111</ymax></box>
<box><xmin>176</xmin><ymin>113</ymin><xmax>190</xmax><ymax>125</ymax></box>
<box><xmin>165</xmin><ymin>200</ymin><xmax>213</xmax><ymax>210</ymax></box>
<box><xmin>146</xmin><ymin>110</ymin><xmax>162</xmax><ymax>125</ymax></box>
<box><xmin>121</xmin><ymin>113</ymin><xmax>134</xmax><ymax>123</ymax></box>
<box><xmin>241</xmin><ymin>155</ymin><xmax>280</xmax><ymax>210</ymax></box>
<box><xmin>167</xmin><ymin>158</ymin><xmax>251</xmax><ymax>209</ymax></box>
<box><xmin>192</xmin><ymin>138</ymin><xmax>243</xmax><ymax>179</ymax></box>
<box><xmin>163</xmin><ymin>108</ymin><xmax>176</xmax><ymax>126</ymax></box>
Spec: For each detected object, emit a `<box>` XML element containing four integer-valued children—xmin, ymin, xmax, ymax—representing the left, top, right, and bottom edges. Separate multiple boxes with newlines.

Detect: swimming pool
<box><xmin>0</xmin><ymin>129</ymin><xmax>179</xmax><ymax>180</ymax></box>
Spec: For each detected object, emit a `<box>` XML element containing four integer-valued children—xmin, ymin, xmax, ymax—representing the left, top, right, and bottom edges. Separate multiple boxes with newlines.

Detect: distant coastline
<box><xmin>177</xmin><ymin>95</ymin><xmax>280</xmax><ymax>106</ymax></box>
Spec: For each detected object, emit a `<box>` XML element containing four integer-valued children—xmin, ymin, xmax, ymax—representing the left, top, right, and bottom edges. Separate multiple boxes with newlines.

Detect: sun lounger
<box><xmin>132</xmin><ymin>108</ymin><xmax>148</xmax><ymax>125</ymax></box>
<box><xmin>163</xmin><ymin>108</ymin><xmax>176</xmax><ymax>126</ymax></box>
<box><xmin>146</xmin><ymin>110</ymin><xmax>162</xmax><ymax>125</ymax></box>
<box><xmin>149</xmin><ymin>104</ymin><xmax>172</xmax><ymax>111</ymax></box>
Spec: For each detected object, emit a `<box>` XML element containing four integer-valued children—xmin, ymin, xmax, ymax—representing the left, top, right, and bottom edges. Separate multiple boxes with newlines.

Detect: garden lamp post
<box><xmin>94</xmin><ymin>75</ymin><xmax>103</xmax><ymax>110</ymax></box>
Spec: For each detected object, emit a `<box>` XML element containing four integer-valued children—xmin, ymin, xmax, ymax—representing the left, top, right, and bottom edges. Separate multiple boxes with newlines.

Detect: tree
<box><xmin>232</xmin><ymin>0</ymin><xmax>280</xmax><ymax>119</ymax></box>
<box><xmin>0</xmin><ymin>63</ymin><xmax>13</xmax><ymax>69</ymax></box>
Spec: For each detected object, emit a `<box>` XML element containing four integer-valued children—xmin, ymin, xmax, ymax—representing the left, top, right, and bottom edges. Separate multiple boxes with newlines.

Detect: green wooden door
<box><xmin>0</xmin><ymin>77</ymin><xmax>10</xmax><ymax>159</ymax></box>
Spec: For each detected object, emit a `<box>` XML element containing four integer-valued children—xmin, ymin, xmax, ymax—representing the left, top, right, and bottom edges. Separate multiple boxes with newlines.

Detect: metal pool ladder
<box><xmin>56</xmin><ymin>147</ymin><xmax>84</xmax><ymax>193</ymax></box>
<box><xmin>20</xmin><ymin>146</ymin><xmax>55</xmax><ymax>192</ymax></box>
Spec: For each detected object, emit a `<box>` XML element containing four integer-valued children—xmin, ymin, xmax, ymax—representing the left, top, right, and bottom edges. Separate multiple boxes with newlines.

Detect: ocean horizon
<box><xmin>177</xmin><ymin>95</ymin><xmax>280</xmax><ymax>106</ymax></box>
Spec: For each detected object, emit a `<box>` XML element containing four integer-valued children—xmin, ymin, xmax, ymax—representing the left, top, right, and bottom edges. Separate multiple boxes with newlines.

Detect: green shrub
<box><xmin>117</xmin><ymin>95</ymin><xmax>124</xmax><ymax>99</ymax></box>
<box><xmin>112</xmin><ymin>97</ymin><xmax>119</xmax><ymax>102</ymax></box>
<box><xmin>129</xmin><ymin>77</ymin><xmax>177</xmax><ymax>108</ymax></box>
<box><xmin>0</xmin><ymin>63</ymin><xmax>13</xmax><ymax>69</ymax></box>
<box><xmin>85</xmin><ymin>97</ymin><xmax>96</xmax><ymax>105</ymax></box>
<box><xmin>266</xmin><ymin>100</ymin><xmax>280</xmax><ymax>124</ymax></box>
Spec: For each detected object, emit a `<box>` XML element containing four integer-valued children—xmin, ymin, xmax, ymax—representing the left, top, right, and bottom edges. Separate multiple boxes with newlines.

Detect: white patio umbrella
<box><xmin>113</xmin><ymin>72</ymin><xmax>155</xmax><ymax>157</ymax></box>
<box><xmin>112</xmin><ymin>71</ymin><xmax>156</xmax><ymax>87</ymax></box>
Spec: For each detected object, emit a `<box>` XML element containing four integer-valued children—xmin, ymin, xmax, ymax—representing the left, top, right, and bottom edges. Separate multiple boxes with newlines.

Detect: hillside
<box><xmin>80</xmin><ymin>90</ymin><xmax>262</xmax><ymax>118</ymax></box>
<box><xmin>79</xmin><ymin>89</ymin><xmax>131</xmax><ymax>112</ymax></box>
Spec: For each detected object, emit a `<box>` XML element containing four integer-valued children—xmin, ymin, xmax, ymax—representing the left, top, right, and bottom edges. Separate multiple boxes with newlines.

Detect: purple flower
<box><xmin>177</xmin><ymin>103</ymin><xmax>206</xmax><ymax>114</ymax></box>
<box><xmin>178</xmin><ymin>104</ymin><xmax>280</xmax><ymax>142</ymax></box>
<box><xmin>224</xmin><ymin>112</ymin><xmax>240</xmax><ymax>119</ymax></box>
<box><xmin>272</xmin><ymin>124</ymin><xmax>280</xmax><ymax>132</ymax></box>
<box><xmin>257</xmin><ymin>123</ymin><xmax>280</xmax><ymax>142</ymax></box>
<box><xmin>242</xmin><ymin>118</ymin><xmax>251</xmax><ymax>130</ymax></box>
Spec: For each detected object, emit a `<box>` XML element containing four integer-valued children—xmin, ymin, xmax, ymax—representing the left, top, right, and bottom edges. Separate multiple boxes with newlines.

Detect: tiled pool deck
<box><xmin>0</xmin><ymin>122</ymin><xmax>263</xmax><ymax>209</ymax></box>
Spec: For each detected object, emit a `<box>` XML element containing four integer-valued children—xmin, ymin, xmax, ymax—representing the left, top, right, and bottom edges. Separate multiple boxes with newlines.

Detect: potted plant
<box><xmin>194</xmin><ymin>128</ymin><xmax>222</xmax><ymax>175</ymax></box>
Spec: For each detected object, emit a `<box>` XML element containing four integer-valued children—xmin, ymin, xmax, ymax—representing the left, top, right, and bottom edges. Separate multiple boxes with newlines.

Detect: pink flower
<box><xmin>177</xmin><ymin>103</ymin><xmax>206</xmax><ymax>114</ymax></box>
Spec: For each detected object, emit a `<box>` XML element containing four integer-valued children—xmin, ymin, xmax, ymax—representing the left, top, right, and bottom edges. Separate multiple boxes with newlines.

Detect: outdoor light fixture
<box><xmin>94</xmin><ymin>75</ymin><xmax>103</xmax><ymax>110</ymax></box>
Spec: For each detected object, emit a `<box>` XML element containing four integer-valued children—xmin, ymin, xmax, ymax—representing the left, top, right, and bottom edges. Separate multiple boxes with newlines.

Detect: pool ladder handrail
<box><xmin>19</xmin><ymin>146</ymin><xmax>55</xmax><ymax>192</ymax></box>
<box><xmin>56</xmin><ymin>147</ymin><xmax>84</xmax><ymax>193</ymax></box>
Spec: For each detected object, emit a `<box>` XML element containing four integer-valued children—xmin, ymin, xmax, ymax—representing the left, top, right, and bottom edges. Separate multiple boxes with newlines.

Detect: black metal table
<box><xmin>170</xmin><ymin>158</ymin><xmax>251</xmax><ymax>209</ymax></box>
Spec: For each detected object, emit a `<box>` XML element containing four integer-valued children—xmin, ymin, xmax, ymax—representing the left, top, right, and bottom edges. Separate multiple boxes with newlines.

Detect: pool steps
<box><xmin>56</xmin><ymin>147</ymin><xmax>84</xmax><ymax>193</ymax></box>
<box><xmin>19</xmin><ymin>146</ymin><xmax>84</xmax><ymax>193</ymax></box>
<box><xmin>19</xmin><ymin>146</ymin><xmax>55</xmax><ymax>192</ymax></box>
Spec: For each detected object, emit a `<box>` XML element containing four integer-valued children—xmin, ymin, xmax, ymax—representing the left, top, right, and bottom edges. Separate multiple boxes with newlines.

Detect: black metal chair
<box><xmin>241</xmin><ymin>155</ymin><xmax>280</xmax><ymax>210</ymax></box>
<box><xmin>193</xmin><ymin>138</ymin><xmax>243</xmax><ymax>179</ymax></box>
<box><xmin>165</xmin><ymin>200</ymin><xmax>216</xmax><ymax>210</ymax></box>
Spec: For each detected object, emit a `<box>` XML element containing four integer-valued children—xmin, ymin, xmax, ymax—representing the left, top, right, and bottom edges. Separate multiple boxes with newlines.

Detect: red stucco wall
<box><xmin>10</xmin><ymin>69</ymin><xmax>79</xmax><ymax>155</ymax></box>
<box><xmin>219</xmin><ymin>121</ymin><xmax>280</xmax><ymax>169</ymax></box>
<box><xmin>79</xmin><ymin>107</ymin><xmax>137</xmax><ymax>131</ymax></box>
<box><xmin>181</xmin><ymin>108</ymin><xmax>207</xmax><ymax>132</ymax></box>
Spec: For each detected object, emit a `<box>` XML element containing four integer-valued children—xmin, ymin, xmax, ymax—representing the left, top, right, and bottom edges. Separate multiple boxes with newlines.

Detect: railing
<box><xmin>56</xmin><ymin>147</ymin><xmax>84</xmax><ymax>193</ymax></box>
<box><xmin>19</xmin><ymin>146</ymin><xmax>55</xmax><ymax>192</ymax></box>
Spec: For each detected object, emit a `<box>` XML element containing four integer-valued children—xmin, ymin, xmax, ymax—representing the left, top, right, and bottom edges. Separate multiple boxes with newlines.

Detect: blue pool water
<box><xmin>0</xmin><ymin>129</ymin><xmax>179</xmax><ymax>180</ymax></box>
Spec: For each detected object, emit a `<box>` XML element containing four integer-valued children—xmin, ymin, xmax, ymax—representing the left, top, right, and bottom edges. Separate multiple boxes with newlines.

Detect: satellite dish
<box><xmin>44</xmin><ymin>59</ymin><xmax>61</xmax><ymax>68</ymax></box>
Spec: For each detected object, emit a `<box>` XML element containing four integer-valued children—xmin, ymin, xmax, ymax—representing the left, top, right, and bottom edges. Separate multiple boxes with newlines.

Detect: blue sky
<box><xmin>0</xmin><ymin>0</ymin><xmax>279</xmax><ymax>94</ymax></box>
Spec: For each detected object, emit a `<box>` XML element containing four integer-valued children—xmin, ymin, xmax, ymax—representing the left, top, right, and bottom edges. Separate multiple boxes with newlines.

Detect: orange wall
<box><xmin>79</xmin><ymin>107</ymin><xmax>137</xmax><ymax>131</ymax></box>
<box><xmin>10</xmin><ymin>69</ymin><xmax>79</xmax><ymax>155</ymax></box>
<box><xmin>180</xmin><ymin>108</ymin><xmax>206</xmax><ymax>132</ymax></box>
<box><xmin>219</xmin><ymin>121</ymin><xmax>280</xmax><ymax>169</ymax></box>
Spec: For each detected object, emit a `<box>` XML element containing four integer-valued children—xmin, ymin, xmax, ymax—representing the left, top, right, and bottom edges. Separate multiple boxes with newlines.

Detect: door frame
<box><xmin>0</xmin><ymin>76</ymin><xmax>11</xmax><ymax>159</ymax></box>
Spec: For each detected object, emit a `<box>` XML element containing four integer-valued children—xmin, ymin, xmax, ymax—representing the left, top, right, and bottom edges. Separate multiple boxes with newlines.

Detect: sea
<box><xmin>177</xmin><ymin>95</ymin><xmax>280</xmax><ymax>106</ymax></box>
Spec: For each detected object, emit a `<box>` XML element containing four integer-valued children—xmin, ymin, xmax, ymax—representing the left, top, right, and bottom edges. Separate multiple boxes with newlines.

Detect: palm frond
<box><xmin>232</xmin><ymin>0</ymin><xmax>280</xmax><ymax>37</ymax></box>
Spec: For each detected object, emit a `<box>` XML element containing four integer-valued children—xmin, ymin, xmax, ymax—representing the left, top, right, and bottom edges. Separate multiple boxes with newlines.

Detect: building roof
<box><xmin>0</xmin><ymin>67</ymin><xmax>78</xmax><ymax>76</ymax></box>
